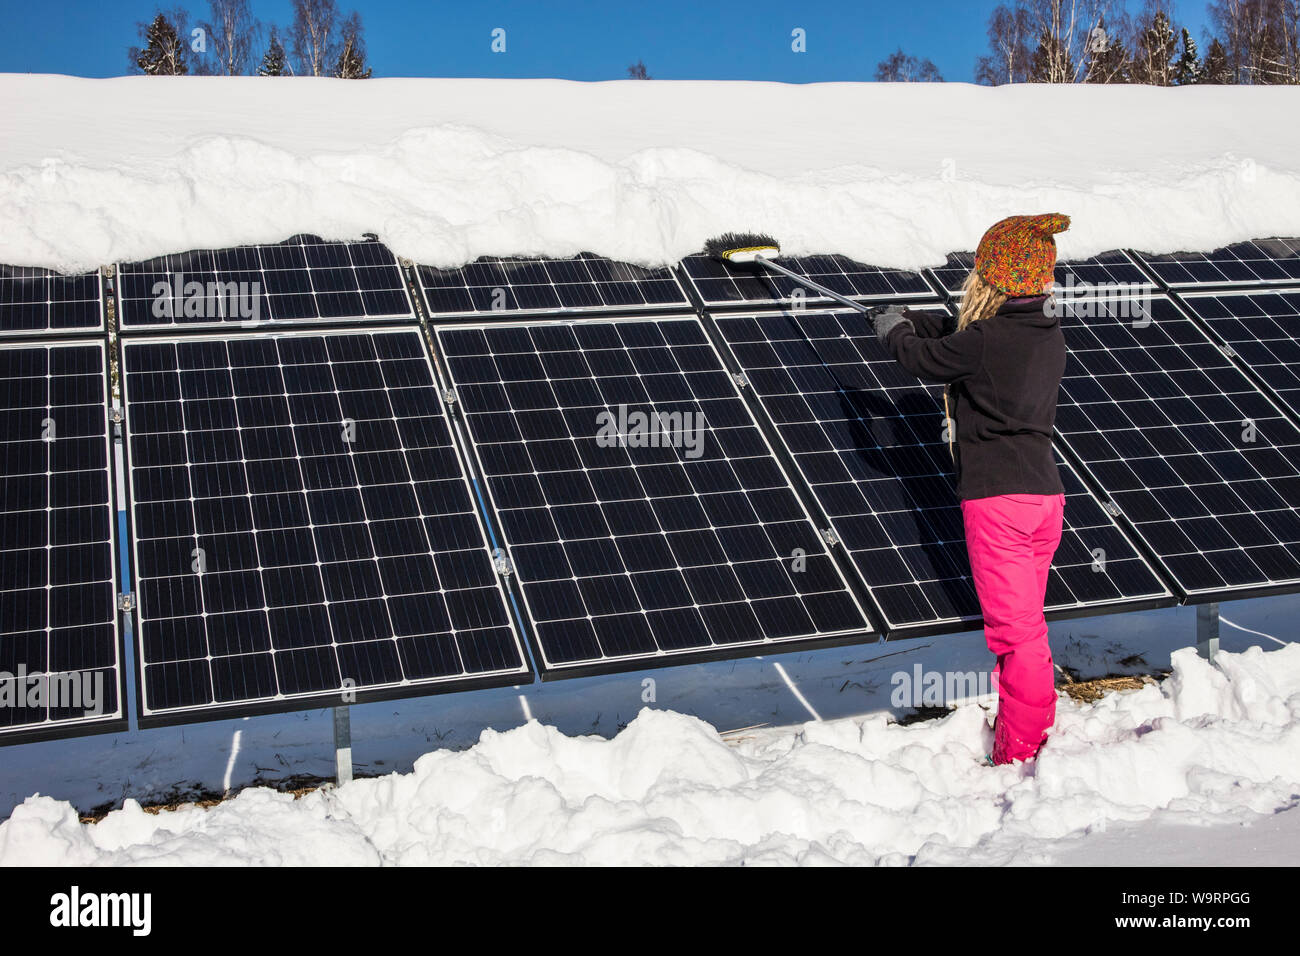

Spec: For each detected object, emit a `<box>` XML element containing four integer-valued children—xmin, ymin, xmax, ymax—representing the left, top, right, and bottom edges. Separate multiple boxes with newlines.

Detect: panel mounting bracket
<box><xmin>1218</xmin><ymin>343</ymin><xmax>1238</xmax><ymax>358</ymax></box>
<box><xmin>110</xmin><ymin>407</ymin><xmax>124</xmax><ymax>425</ymax></box>
<box><xmin>820</xmin><ymin>527</ymin><xmax>841</xmax><ymax>547</ymax></box>
<box><xmin>443</xmin><ymin>388</ymin><xmax>458</xmax><ymax>406</ymax></box>
<box><xmin>731</xmin><ymin>372</ymin><xmax>749</xmax><ymax>389</ymax></box>
<box><xmin>117</xmin><ymin>592</ymin><xmax>135</xmax><ymax>612</ymax></box>
<box><xmin>1102</xmin><ymin>501</ymin><xmax>1121</xmax><ymax>517</ymax></box>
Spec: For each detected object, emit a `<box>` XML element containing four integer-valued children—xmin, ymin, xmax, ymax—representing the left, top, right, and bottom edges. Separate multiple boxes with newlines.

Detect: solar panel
<box><xmin>433</xmin><ymin>315</ymin><xmax>873</xmax><ymax>674</ymax></box>
<box><xmin>1133</xmin><ymin>237</ymin><xmax>1300</xmax><ymax>288</ymax></box>
<box><xmin>711</xmin><ymin>308</ymin><xmax>1171</xmax><ymax>632</ymax></box>
<box><xmin>417</xmin><ymin>253</ymin><xmax>689</xmax><ymax>318</ymax></box>
<box><xmin>1179</xmin><ymin>290</ymin><xmax>1300</xmax><ymax>420</ymax></box>
<box><xmin>0</xmin><ymin>340</ymin><xmax>123</xmax><ymax>744</ymax></box>
<box><xmin>927</xmin><ymin>250</ymin><xmax>1151</xmax><ymax>298</ymax></box>
<box><xmin>116</xmin><ymin>235</ymin><xmax>414</xmax><ymax>331</ymax></box>
<box><xmin>1053</xmin><ymin>294</ymin><xmax>1300</xmax><ymax>598</ymax></box>
<box><xmin>679</xmin><ymin>252</ymin><xmax>934</xmax><ymax>308</ymax></box>
<box><xmin>0</xmin><ymin>265</ymin><xmax>104</xmax><ymax>335</ymax></box>
<box><xmin>120</xmin><ymin>327</ymin><xmax>529</xmax><ymax>723</ymax></box>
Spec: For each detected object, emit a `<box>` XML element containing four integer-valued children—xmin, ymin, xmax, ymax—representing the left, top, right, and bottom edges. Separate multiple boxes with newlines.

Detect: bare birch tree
<box><xmin>201</xmin><ymin>0</ymin><xmax>259</xmax><ymax>76</ymax></box>
<box><xmin>289</xmin><ymin>0</ymin><xmax>340</xmax><ymax>77</ymax></box>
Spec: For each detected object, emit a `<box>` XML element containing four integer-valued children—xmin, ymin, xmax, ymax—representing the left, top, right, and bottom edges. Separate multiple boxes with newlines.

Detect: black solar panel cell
<box><xmin>0</xmin><ymin>340</ymin><xmax>122</xmax><ymax>742</ymax></box>
<box><xmin>1179</xmin><ymin>291</ymin><xmax>1300</xmax><ymax>421</ymax></box>
<box><xmin>121</xmin><ymin>328</ymin><xmax>528</xmax><ymax>722</ymax></box>
<box><xmin>435</xmin><ymin>316</ymin><xmax>872</xmax><ymax>672</ymax></box>
<box><xmin>0</xmin><ymin>266</ymin><xmax>103</xmax><ymax>335</ymax></box>
<box><xmin>1134</xmin><ymin>238</ymin><xmax>1300</xmax><ymax>288</ymax></box>
<box><xmin>117</xmin><ymin>236</ymin><xmax>413</xmax><ymax>330</ymax></box>
<box><xmin>1054</xmin><ymin>295</ymin><xmax>1300</xmax><ymax>597</ymax></box>
<box><xmin>417</xmin><ymin>253</ymin><xmax>689</xmax><ymax>318</ymax></box>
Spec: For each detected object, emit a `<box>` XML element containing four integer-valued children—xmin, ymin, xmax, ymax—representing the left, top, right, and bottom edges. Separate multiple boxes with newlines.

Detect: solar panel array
<box><xmin>927</xmin><ymin>250</ymin><xmax>1151</xmax><ymax>298</ymax></box>
<box><xmin>711</xmin><ymin>308</ymin><xmax>1171</xmax><ymax>630</ymax></box>
<box><xmin>1178</xmin><ymin>290</ymin><xmax>1300</xmax><ymax>420</ymax></box>
<box><xmin>1133</xmin><ymin>237</ymin><xmax>1300</xmax><ymax>288</ymax></box>
<box><xmin>1053</xmin><ymin>295</ymin><xmax>1300</xmax><ymax>597</ymax></box>
<box><xmin>434</xmin><ymin>316</ymin><xmax>873</xmax><ymax>673</ymax></box>
<box><xmin>10</xmin><ymin>231</ymin><xmax>1300</xmax><ymax>742</ymax></box>
<box><xmin>116</xmin><ymin>236</ymin><xmax>413</xmax><ymax>330</ymax></box>
<box><xmin>0</xmin><ymin>340</ymin><xmax>123</xmax><ymax>742</ymax></box>
<box><xmin>120</xmin><ymin>329</ymin><xmax>529</xmax><ymax>722</ymax></box>
<box><xmin>0</xmin><ymin>266</ymin><xmax>103</xmax><ymax>335</ymax></box>
<box><xmin>417</xmin><ymin>253</ymin><xmax>689</xmax><ymax>317</ymax></box>
<box><xmin>680</xmin><ymin>253</ymin><xmax>934</xmax><ymax>307</ymax></box>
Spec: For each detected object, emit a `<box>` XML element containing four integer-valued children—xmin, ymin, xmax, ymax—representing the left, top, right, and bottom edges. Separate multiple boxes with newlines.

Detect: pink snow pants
<box><xmin>960</xmin><ymin>492</ymin><xmax>1065</xmax><ymax>765</ymax></box>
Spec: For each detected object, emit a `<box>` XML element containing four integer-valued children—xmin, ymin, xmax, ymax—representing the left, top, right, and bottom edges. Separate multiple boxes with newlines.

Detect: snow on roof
<box><xmin>1</xmin><ymin>73</ymin><xmax>1299</xmax><ymax>273</ymax></box>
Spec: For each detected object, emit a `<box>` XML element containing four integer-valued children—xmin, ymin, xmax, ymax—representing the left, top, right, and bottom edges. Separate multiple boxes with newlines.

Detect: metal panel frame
<box><xmin>429</xmin><ymin>312</ymin><xmax>879</xmax><ymax>680</ymax></box>
<box><xmin>1048</xmin><ymin>292</ymin><xmax>1300</xmax><ymax>605</ymax></box>
<box><xmin>0</xmin><ymin>337</ymin><xmax>127</xmax><ymax>746</ymax></box>
<box><xmin>1174</xmin><ymin>285</ymin><xmax>1300</xmax><ymax>430</ymax></box>
<box><xmin>119</xmin><ymin>325</ymin><xmax>532</xmax><ymax>729</ymax></box>
<box><xmin>0</xmin><ymin>267</ymin><xmax>107</xmax><ymax>338</ymax></box>
<box><xmin>115</xmin><ymin>238</ymin><xmax>416</xmax><ymax>333</ymax></box>
<box><xmin>414</xmin><ymin>253</ymin><xmax>692</xmax><ymax>322</ymax></box>
<box><xmin>1130</xmin><ymin>238</ymin><xmax>1300</xmax><ymax>291</ymax></box>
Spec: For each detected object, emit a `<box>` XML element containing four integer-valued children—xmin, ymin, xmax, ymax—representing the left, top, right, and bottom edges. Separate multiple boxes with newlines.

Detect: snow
<box><xmin>3</xmin><ymin>638</ymin><xmax>1297</xmax><ymax>866</ymax></box>
<box><xmin>3</xmin><ymin>73</ymin><xmax>1300</xmax><ymax>864</ymax></box>
<box><xmin>2</xmin><ymin>74</ymin><xmax>1299</xmax><ymax>273</ymax></box>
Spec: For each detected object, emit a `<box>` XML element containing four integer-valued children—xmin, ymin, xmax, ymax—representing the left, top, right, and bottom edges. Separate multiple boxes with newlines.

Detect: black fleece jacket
<box><xmin>884</xmin><ymin>295</ymin><xmax>1066</xmax><ymax>501</ymax></box>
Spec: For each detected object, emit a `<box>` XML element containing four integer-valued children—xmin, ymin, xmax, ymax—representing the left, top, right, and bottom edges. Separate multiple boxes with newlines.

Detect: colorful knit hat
<box><xmin>974</xmin><ymin>213</ymin><xmax>1071</xmax><ymax>296</ymax></box>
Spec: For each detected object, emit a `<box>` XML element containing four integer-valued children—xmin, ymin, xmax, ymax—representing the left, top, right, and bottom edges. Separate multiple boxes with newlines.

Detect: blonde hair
<box><xmin>956</xmin><ymin>270</ymin><xmax>1008</xmax><ymax>331</ymax></box>
<box><xmin>942</xmin><ymin>270</ymin><xmax>1008</xmax><ymax>463</ymax></box>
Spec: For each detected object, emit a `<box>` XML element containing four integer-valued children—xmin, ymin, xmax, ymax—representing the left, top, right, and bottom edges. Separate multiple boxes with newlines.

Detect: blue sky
<box><xmin>1</xmin><ymin>1</ymin><xmax>1210</xmax><ymax>83</ymax></box>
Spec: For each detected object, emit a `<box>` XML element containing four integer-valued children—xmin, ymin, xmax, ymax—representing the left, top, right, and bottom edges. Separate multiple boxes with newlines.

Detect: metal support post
<box><xmin>1196</xmin><ymin>602</ymin><xmax>1220</xmax><ymax>663</ymax></box>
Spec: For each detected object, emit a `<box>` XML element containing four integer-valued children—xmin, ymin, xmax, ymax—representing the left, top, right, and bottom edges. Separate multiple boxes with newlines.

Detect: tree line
<box><xmin>130</xmin><ymin>1</ymin><xmax>1298</xmax><ymax>84</ymax></box>
<box><xmin>130</xmin><ymin>0</ymin><xmax>371</xmax><ymax>77</ymax></box>
<box><xmin>881</xmin><ymin>0</ymin><xmax>1299</xmax><ymax>84</ymax></box>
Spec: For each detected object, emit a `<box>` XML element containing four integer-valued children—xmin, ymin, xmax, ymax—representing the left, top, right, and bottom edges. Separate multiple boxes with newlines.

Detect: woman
<box><xmin>873</xmin><ymin>213</ymin><xmax>1070</xmax><ymax>765</ymax></box>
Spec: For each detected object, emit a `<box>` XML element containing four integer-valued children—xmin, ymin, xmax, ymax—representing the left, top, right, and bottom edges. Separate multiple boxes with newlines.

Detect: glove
<box><xmin>871</xmin><ymin>304</ymin><xmax>911</xmax><ymax>342</ymax></box>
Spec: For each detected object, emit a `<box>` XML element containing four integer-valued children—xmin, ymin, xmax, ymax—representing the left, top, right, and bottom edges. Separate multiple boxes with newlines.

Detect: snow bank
<box><xmin>1</xmin><ymin>74</ymin><xmax>1299</xmax><ymax>273</ymax></box>
<box><xmin>3</xmin><ymin>644</ymin><xmax>1297</xmax><ymax>866</ymax></box>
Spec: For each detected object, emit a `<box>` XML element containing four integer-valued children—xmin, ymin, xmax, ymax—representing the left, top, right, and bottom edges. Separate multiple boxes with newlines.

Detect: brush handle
<box><xmin>754</xmin><ymin>256</ymin><xmax>875</xmax><ymax>314</ymax></box>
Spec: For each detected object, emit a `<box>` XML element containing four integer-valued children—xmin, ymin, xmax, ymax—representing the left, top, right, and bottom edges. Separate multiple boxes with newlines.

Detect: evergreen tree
<box><xmin>1083</xmin><ymin>16</ymin><xmax>1131</xmax><ymax>83</ymax></box>
<box><xmin>1029</xmin><ymin>28</ymin><xmax>1073</xmax><ymax>82</ymax></box>
<box><xmin>259</xmin><ymin>27</ymin><xmax>287</xmax><ymax>76</ymax></box>
<box><xmin>627</xmin><ymin>60</ymin><xmax>650</xmax><ymax>79</ymax></box>
<box><xmin>1201</xmin><ymin>37</ymin><xmax>1233</xmax><ymax>83</ymax></box>
<box><xmin>1174</xmin><ymin>27</ymin><xmax>1201</xmax><ymax>84</ymax></box>
<box><xmin>333</xmin><ymin>12</ymin><xmax>371</xmax><ymax>78</ymax></box>
<box><xmin>1134</xmin><ymin>9</ymin><xmax>1178</xmax><ymax>85</ymax></box>
<box><xmin>1205</xmin><ymin>0</ymin><xmax>1298</xmax><ymax>84</ymax></box>
<box><xmin>133</xmin><ymin>13</ymin><xmax>189</xmax><ymax>75</ymax></box>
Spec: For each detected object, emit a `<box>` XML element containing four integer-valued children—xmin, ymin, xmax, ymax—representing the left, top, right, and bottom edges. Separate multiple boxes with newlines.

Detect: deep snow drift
<box><xmin>3</xmin><ymin>73</ymin><xmax>1299</xmax><ymax>865</ymax></box>
<box><xmin>2</xmin><ymin>645</ymin><xmax>1297</xmax><ymax>866</ymax></box>
<box><xmin>2</xmin><ymin>74</ymin><xmax>1299</xmax><ymax>273</ymax></box>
